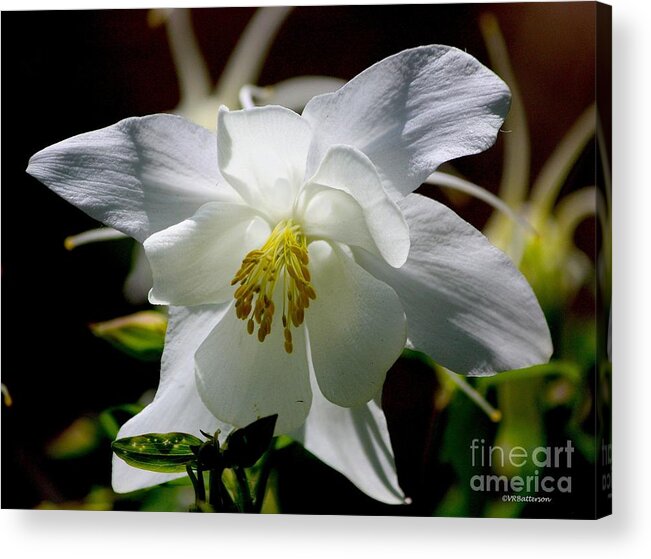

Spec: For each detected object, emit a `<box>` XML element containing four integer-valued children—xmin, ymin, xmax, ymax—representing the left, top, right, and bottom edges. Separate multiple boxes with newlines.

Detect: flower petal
<box><xmin>302</xmin><ymin>145</ymin><xmax>409</xmax><ymax>267</ymax></box>
<box><xmin>217</xmin><ymin>105</ymin><xmax>312</xmax><ymax>220</ymax></box>
<box><xmin>144</xmin><ymin>203</ymin><xmax>269</xmax><ymax>306</ymax></box>
<box><xmin>306</xmin><ymin>241</ymin><xmax>406</xmax><ymax>407</ymax></box>
<box><xmin>355</xmin><ymin>194</ymin><xmax>552</xmax><ymax>375</ymax></box>
<box><xmin>27</xmin><ymin>115</ymin><xmax>240</xmax><ymax>242</ymax></box>
<box><xmin>292</xmin><ymin>375</ymin><xmax>405</xmax><ymax>505</ymax></box>
<box><xmin>195</xmin><ymin>302</ymin><xmax>312</xmax><ymax>434</ymax></box>
<box><xmin>112</xmin><ymin>304</ymin><xmax>231</xmax><ymax>493</ymax></box>
<box><xmin>299</xmin><ymin>184</ymin><xmax>379</xmax><ymax>261</ymax></box>
<box><xmin>303</xmin><ymin>45</ymin><xmax>510</xmax><ymax>198</ymax></box>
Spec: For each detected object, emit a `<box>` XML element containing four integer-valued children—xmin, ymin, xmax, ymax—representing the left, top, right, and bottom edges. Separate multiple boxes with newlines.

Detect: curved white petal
<box><xmin>355</xmin><ymin>194</ymin><xmax>552</xmax><ymax>375</ymax></box>
<box><xmin>144</xmin><ymin>203</ymin><xmax>269</xmax><ymax>306</ymax></box>
<box><xmin>292</xmin><ymin>375</ymin><xmax>405</xmax><ymax>505</ymax></box>
<box><xmin>217</xmin><ymin>105</ymin><xmax>312</xmax><ymax>220</ymax></box>
<box><xmin>112</xmin><ymin>304</ymin><xmax>231</xmax><ymax>493</ymax></box>
<box><xmin>195</xmin><ymin>302</ymin><xmax>312</xmax><ymax>434</ymax></box>
<box><xmin>299</xmin><ymin>184</ymin><xmax>379</xmax><ymax>261</ymax></box>
<box><xmin>306</xmin><ymin>242</ymin><xmax>406</xmax><ymax>407</ymax></box>
<box><xmin>302</xmin><ymin>145</ymin><xmax>410</xmax><ymax>267</ymax></box>
<box><xmin>303</xmin><ymin>45</ymin><xmax>510</xmax><ymax>198</ymax></box>
<box><xmin>27</xmin><ymin>115</ymin><xmax>240</xmax><ymax>242</ymax></box>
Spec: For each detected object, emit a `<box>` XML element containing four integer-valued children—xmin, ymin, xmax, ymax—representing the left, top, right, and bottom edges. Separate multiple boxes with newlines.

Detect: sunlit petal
<box><xmin>28</xmin><ymin>115</ymin><xmax>240</xmax><ymax>242</ymax></box>
<box><xmin>303</xmin><ymin>45</ymin><xmax>510</xmax><ymax>198</ymax></box>
<box><xmin>307</xmin><ymin>241</ymin><xmax>406</xmax><ymax>406</ymax></box>
<box><xmin>355</xmin><ymin>194</ymin><xmax>552</xmax><ymax>375</ymax></box>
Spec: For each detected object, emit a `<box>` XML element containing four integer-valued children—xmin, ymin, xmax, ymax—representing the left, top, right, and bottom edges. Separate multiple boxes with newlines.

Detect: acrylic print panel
<box><xmin>2</xmin><ymin>2</ymin><xmax>611</xmax><ymax>518</ymax></box>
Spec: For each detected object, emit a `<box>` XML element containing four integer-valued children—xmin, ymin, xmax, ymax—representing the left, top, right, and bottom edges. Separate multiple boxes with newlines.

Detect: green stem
<box><xmin>186</xmin><ymin>464</ymin><xmax>205</xmax><ymax>511</ymax></box>
<box><xmin>254</xmin><ymin>452</ymin><xmax>274</xmax><ymax>513</ymax></box>
<box><xmin>208</xmin><ymin>468</ymin><xmax>223</xmax><ymax>510</ymax></box>
<box><xmin>529</xmin><ymin>104</ymin><xmax>596</xmax><ymax>227</ymax></box>
<box><xmin>208</xmin><ymin>468</ymin><xmax>238</xmax><ymax>513</ymax></box>
<box><xmin>234</xmin><ymin>467</ymin><xmax>254</xmax><ymax>513</ymax></box>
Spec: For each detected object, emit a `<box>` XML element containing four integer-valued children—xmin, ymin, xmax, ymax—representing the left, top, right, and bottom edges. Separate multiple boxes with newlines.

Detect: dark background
<box><xmin>1</xmin><ymin>3</ymin><xmax>597</xmax><ymax>511</ymax></box>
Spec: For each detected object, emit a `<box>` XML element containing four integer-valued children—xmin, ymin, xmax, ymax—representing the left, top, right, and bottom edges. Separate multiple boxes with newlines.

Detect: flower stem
<box><xmin>207</xmin><ymin>468</ymin><xmax>226</xmax><ymax>511</ymax></box>
<box><xmin>529</xmin><ymin>104</ymin><xmax>596</xmax><ymax>226</ymax></box>
<box><xmin>253</xmin><ymin>452</ymin><xmax>274</xmax><ymax>513</ymax></box>
<box><xmin>234</xmin><ymin>467</ymin><xmax>254</xmax><ymax>512</ymax></box>
<box><xmin>186</xmin><ymin>464</ymin><xmax>205</xmax><ymax>511</ymax></box>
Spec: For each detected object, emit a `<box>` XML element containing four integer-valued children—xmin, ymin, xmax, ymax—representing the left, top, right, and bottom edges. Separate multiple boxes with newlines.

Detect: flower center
<box><xmin>231</xmin><ymin>219</ymin><xmax>316</xmax><ymax>353</ymax></box>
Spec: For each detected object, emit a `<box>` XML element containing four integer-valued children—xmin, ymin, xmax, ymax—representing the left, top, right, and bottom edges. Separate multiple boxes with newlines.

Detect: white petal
<box><xmin>299</xmin><ymin>184</ymin><xmax>378</xmax><ymax>260</ymax></box>
<box><xmin>306</xmin><ymin>241</ymin><xmax>406</xmax><ymax>407</ymax></box>
<box><xmin>195</xmin><ymin>302</ymin><xmax>312</xmax><ymax>434</ymax></box>
<box><xmin>355</xmin><ymin>194</ymin><xmax>552</xmax><ymax>375</ymax></box>
<box><xmin>292</xmin><ymin>375</ymin><xmax>405</xmax><ymax>505</ymax></box>
<box><xmin>144</xmin><ymin>203</ymin><xmax>269</xmax><ymax>306</ymax></box>
<box><xmin>112</xmin><ymin>304</ymin><xmax>231</xmax><ymax>493</ymax></box>
<box><xmin>303</xmin><ymin>46</ymin><xmax>510</xmax><ymax>198</ymax></box>
<box><xmin>302</xmin><ymin>145</ymin><xmax>409</xmax><ymax>267</ymax></box>
<box><xmin>217</xmin><ymin>105</ymin><xmax>312</xmax><ymax>220</ymax></box>
<box><xmin>28</xmin><ymin>115</ymin><xmax>240</xmax><ymax>242</ymax></box>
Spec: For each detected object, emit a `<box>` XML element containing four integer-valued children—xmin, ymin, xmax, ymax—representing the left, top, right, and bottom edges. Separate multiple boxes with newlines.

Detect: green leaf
<box><xmin>90</xmin><ymin>311</ymin><xmax>167</xmax><ymax>361</ymax></box>
<box><xmin>112</xmin><ymin>432</ymin><xmax>203</xmax><ymax>473</ymax></box>
<box><xmin>223</xmin><ymin>415</ymin><xmax>278</xmax><ymax>468</ymax></box>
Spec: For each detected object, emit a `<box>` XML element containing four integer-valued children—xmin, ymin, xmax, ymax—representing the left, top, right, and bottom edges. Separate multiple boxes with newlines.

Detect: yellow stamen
<box><xmin>231</xmin><ymin>219</ymin><xmax>316</xmax><ymax>353</ymax></box>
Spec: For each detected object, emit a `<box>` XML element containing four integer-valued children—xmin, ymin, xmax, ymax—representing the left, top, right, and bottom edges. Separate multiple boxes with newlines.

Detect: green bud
<box><xmin>90</xmin><ymin>311</ymin><xmax>167</xmax><ymax>361</ymax></box>
<box><xmin>112</xmin><ymin>432</ymin><xmax>203</xmax><ymax>473</ymax></box>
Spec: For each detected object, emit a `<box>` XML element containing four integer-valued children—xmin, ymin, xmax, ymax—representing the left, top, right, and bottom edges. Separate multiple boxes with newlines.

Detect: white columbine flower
<box><xmin>27</xmin><ymin>45</ymin><xmax>552</xmax><ymax>504</ymax></box>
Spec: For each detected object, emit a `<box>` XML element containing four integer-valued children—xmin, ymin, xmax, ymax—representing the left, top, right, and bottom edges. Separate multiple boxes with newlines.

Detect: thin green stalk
<box><xmin>254</xmin><ymin>452</ymin><xmax>274</xmax><ymax>513</ymax></box>
<box><xmin>208</xmin><ymin>468</ymin><xmax>226</xmax><ymax>511</ymax></box>
<box><xmin>234</xmin><ymin>467</ymin><xmax>254</xmax><ymax>513</ymax></box>
<box><xmin>529</xmin><ymin>104</ymin><xmax>596</xmax><ymax>226</ymax></box>
<box><xmin>556</xmin><ymin>186</ymin><xmax>597</xmax><ymax>241</ymax></box>
<box><xmin>186</xmin><ymin>464</ymin><xmax>205</xmax><ymax>510</ymax></box>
